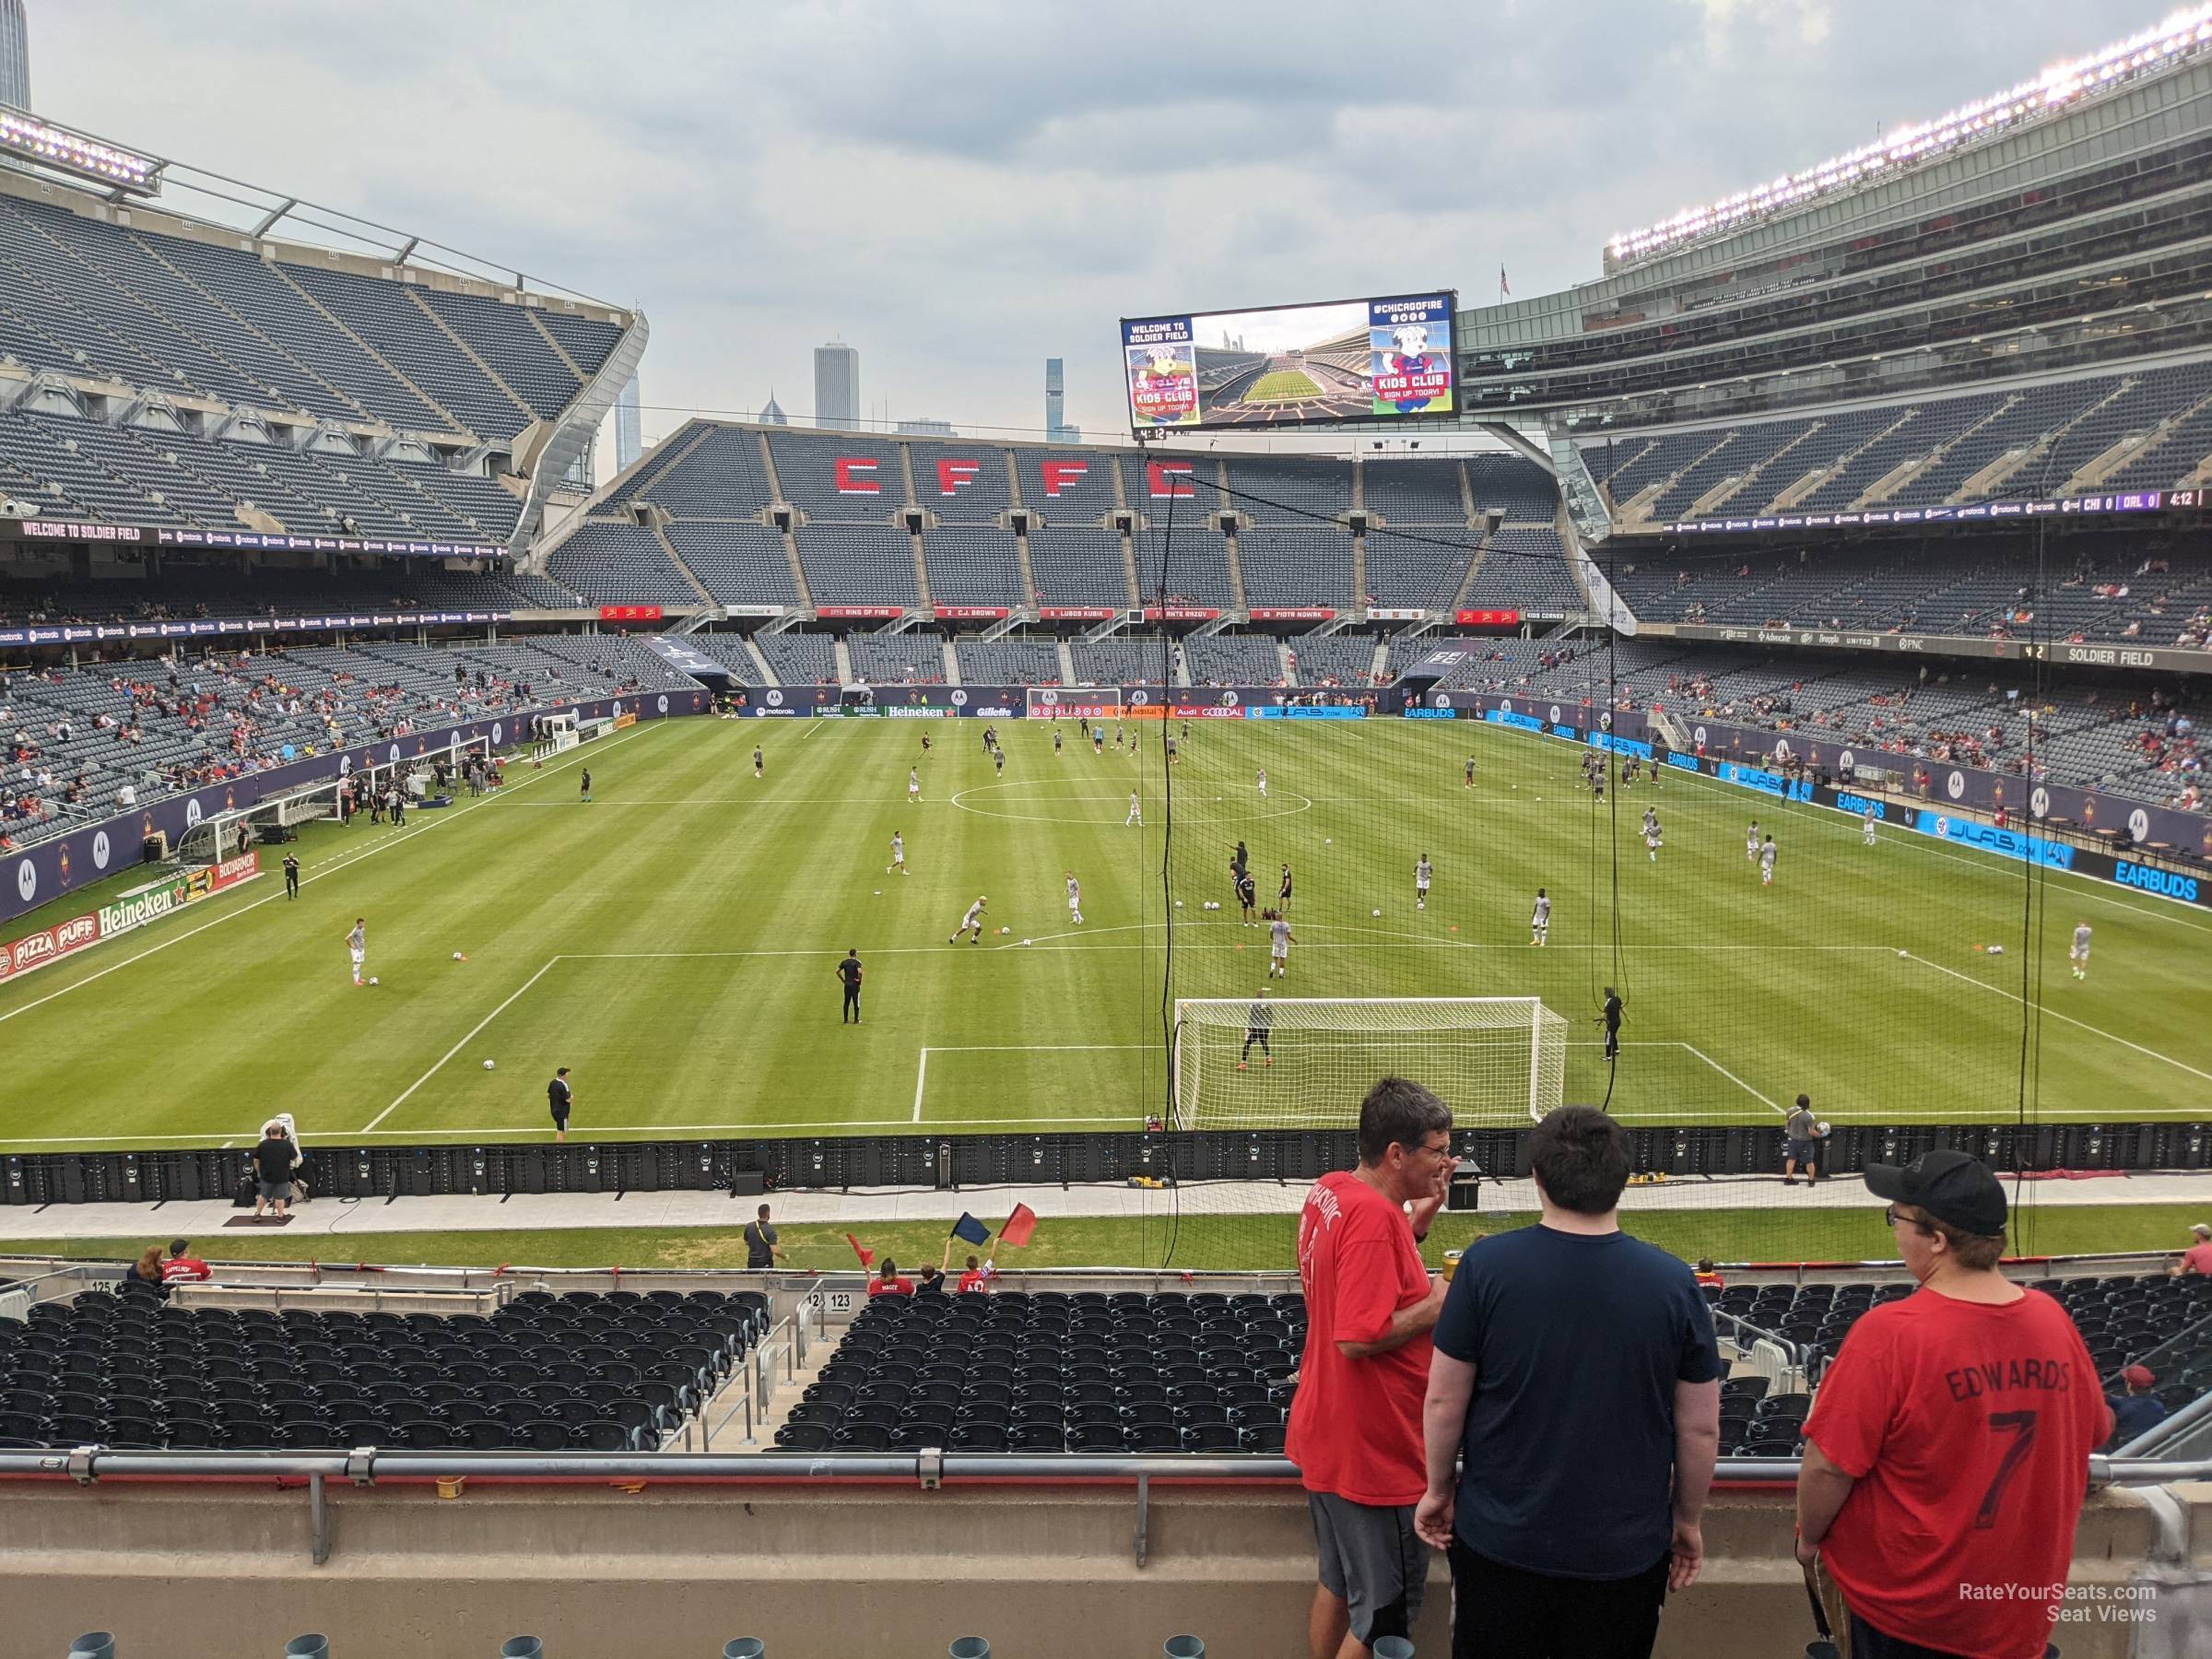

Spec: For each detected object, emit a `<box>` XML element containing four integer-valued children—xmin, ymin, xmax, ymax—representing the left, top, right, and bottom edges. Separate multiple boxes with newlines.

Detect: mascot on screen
<box><xmin>1128</xmin><ymin>342</ymin><xmax>1198</xmax><ymax>427</ymax></box>
<box><xmin>1382</xmin><ymin>324</ymin><xmax>1446</xmax><ymax>413</ymax></box>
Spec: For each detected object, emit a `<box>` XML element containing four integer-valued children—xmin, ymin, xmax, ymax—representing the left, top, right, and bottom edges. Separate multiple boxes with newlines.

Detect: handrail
<box><xmin>0</xmin><ymin>1447</ymin><xmax>2198</xmax><ymax>1487</ymax></box>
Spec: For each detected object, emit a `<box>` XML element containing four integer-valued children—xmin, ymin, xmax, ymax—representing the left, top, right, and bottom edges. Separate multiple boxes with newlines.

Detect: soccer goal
<box><xmin>1171</xmin><ymin>996</ymin><xmax>1569</xmax><ymax>1132</ymax></box>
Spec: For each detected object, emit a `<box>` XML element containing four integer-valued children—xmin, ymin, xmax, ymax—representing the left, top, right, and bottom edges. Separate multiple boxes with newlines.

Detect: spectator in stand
<box><xmin>1796</xmin><ymin>1150</ymin><xmax>2110</xmax><ymax>1659</ymax></box>
<box><xmin>2169</xmin><ymin>1221</ymin><xmax>2212</xmax><ymax>1276</ymax></box>
<box><xmin>1417</xmin><ymin>1105</ymin><xmax>1721</xmax><ymax>1659</ymax></box>
<box><xmin>2105</xmin><ymin>1365</ymin><xmax>2169</xmax><ymax>1448</ymax></box>
<box><xmin>956</xmin><ymin>1253</ymin><xmax>992</xmax><ymax>1294</ymax></box>
<box><xmin>866</xmin><ymin>1258</ymin><xmax>915</xmax><ymax>1298</ymax></box>
<box><xmin>120</xmin><ymin>1244</ymin><xmax>166</xmax><ymax>1293</ymax></box>
<box><xmin>914</xmin><ymin>1263</ymin><xmax>947</xmax><ymax>1297</ymax></box>
<box><xmin>1693</xmin><ymin>1257</ymin><xmax>1724</xmax><ymax>1292</ymax></box>
<box><xmin>1287</xmin><ymin>1077</ymin><xmax>1454</xmax><ymax>1659</ymax></box>
<box><xmin>160</xmin><ymin>1239</ymin><xmax>212</xmax><ymax>1283</ymax></box>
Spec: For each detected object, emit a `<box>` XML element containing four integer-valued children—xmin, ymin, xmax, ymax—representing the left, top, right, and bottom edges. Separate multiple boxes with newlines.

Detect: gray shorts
<box><xmin>1308</xmin><ymin>1491</ymin><xmax>1425</xmax><ymax>1645</ymax></box>
<box><xmin>256</xmin><ymin>1179</ymin><xmax>289</xmax><ymax>1202</ymax></box>
<box><xmin>1786</xmin><ymin>1139</ymin><xmax>1817</xmax><ymax>1164</ymax></box>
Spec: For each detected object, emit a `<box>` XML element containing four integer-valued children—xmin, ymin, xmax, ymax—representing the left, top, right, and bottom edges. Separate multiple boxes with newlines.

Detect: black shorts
<box><xmin>550</xmin><ymin>1108</ymin><xmax>570</xmax><ymax>1128</ymax></box>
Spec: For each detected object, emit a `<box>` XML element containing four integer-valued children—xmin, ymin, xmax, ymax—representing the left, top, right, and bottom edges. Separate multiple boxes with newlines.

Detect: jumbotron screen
<box><xmin>1121</xmin><ymin>291</ymin><xmax>1456</xmax><ymax>430</ymax></box>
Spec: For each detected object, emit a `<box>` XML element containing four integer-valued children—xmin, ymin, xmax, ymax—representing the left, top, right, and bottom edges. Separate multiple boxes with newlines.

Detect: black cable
<box><xmin>1147</xmin><ymin>468</ymin><xmax>1183</xmax><ymax>1268</ymax></box>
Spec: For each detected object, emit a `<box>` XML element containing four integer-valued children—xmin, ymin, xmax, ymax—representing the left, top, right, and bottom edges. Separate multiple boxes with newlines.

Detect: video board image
<box><xmin>1121</xmin><ymin>291</ymin><xmax>1455</xmax><ymax>430</ymax></box>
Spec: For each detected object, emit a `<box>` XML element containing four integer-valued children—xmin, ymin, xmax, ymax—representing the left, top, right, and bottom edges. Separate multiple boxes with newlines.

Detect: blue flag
<box><xmin>949</xmin><ymin>1212</ymin><xmax>991</xmax><ymax>1245</ymax></box>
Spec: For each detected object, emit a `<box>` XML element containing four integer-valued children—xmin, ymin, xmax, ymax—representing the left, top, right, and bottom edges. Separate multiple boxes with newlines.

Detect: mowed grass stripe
<box><xmin>0</xmin><ymin>714</ymin><xmax>2203</xmax><ymax>1150</ymax></box>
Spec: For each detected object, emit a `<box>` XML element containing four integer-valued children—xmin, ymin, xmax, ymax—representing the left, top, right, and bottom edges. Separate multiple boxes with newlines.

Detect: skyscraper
<box><xmin>614</xmin><ymin>375</ymin><xmax>641</xmax><ymax>472</ymax></box>
<box><xmin>1044</xmin><ymin>358</ymin><xmax>1080</xmax><ymax>443</ymax></box>
<box><xmin>814</xmin><ymin>340</ymin><xmax>860</xmax><ymax>430</ymax></box>
<box><xmin>0</xmin><ymin>0</ymin><xmax>30</xmax><ymax>112</ymax></box>
<box><xmin>759</xmin><ymin>391</ymin><xmax>788</xmax><ymax>427</ymax></box>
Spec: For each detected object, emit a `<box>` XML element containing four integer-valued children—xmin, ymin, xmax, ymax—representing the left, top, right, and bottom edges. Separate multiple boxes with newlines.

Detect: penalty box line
<box><xmin>915</xmin><ymin>1043</ymin><xmax>1155</xmax><ymax>1123</ymax></box>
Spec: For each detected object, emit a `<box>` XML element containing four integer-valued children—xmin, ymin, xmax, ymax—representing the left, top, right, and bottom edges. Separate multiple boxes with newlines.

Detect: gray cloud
<box><xmin>22</xmin><ymin>0</ymin><xmax>2162</xmax><ymax>450</ymax></box>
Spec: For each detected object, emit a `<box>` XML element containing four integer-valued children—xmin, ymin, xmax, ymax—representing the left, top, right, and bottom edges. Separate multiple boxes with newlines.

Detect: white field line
<box><xmin>359</xmin><ymin>957</ymin><xmax>563</xmax><ymax>1133</ymax></box>
<box><xmin>0</xmin><ymin>722</ymin><xmax>664</xmax><ymax>1030</ymax></box>
<box><xmin>1678</xmin><ymin>1043</ymin><xmax>1788</xmax><ymax>1117</ymax></box>
<box><xmin>912</xmin><ymin>1049</ymin><xmax>927</xmax><ymax>1124</ymax></box>
<box><xmin>1898</xmin><ymin>950</ymin><xmax>2212</xmax><ymax>1084</ymax></box>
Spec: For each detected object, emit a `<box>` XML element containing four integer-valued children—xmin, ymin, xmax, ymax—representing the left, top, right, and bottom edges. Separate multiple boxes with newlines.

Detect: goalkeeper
<box><xmin>1239</xmin><ymin>986</ymin><xmax>1274</xmax><ymax>1070</ymax></box>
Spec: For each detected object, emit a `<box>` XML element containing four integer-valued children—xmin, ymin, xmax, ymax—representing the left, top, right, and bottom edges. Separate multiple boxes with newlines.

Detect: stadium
<box><xmin>1</xmin><ymin>3</ymin><xmax>2211</xmax><ymax>1654</ymax></box>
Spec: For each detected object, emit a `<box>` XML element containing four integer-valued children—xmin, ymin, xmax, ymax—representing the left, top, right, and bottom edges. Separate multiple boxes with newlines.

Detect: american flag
<box><xmin>1500</xmin><ymin>265</ymin><xmax>1511</xmax><ymax>300</ymax></box>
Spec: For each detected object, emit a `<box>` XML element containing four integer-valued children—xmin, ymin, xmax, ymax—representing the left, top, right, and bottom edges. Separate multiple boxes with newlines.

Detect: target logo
<box><xmin>184</xmin><ymin>799</ymin><xmax>204</xmax><ymax>830</ymax></box>
<box><xmin>2030</xmin><ymin>787</ymin><xmax>2051</xmax><ymax>818</ymax></box>
<box><xmin>1946</xmin><ymin>771</ymin><xmax>1966</xmax><ymax>801</ymax></box>
<box><xmin>91</xmin><ymin>831</ymin><xmax>110</xmax><ymax>872</ymax></box>
<box><xmin>656</xmin><ymin>694</ymin><xmax>669</xmax><ymax>714</ymax></box>
<box><xmin>950</xmin><ymin>689</ymin><xmax>969</xmax><ymax>708</ymax></box>
<box><xmin>15</xmin><ymin>859</ymin><xmax>34</xmax><ymax>902</ymax></box>
<box><xmin>2129</xmin><ymin>808</ymin><xmax>2150</xmax><ymax>841</ymax></box>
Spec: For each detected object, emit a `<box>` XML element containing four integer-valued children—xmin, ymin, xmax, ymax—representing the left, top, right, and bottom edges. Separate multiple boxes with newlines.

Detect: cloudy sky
<box><xmin>21</xmin><ymin>0</ymin><xmax>2171</xmax><ymax>453</ymax></box>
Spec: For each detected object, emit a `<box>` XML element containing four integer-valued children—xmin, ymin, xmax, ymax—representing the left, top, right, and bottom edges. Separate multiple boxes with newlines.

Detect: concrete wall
<box><xmin>0</xmin><ymin>1475</ymin><xmax>2194</xmax><ymax>1658</ymax></box>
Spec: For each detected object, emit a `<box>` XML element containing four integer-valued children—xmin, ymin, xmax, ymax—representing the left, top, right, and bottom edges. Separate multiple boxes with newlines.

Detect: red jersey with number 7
<box><xmin>1804</xmin><ymin>1287</ymin><xmax>2110</xmax><ymax>1659</ymax></box>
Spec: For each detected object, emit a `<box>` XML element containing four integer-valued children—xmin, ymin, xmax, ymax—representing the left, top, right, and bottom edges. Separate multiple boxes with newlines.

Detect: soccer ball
<box><xmin>1816</xmin><ymin>1121</ymin><xmax>1830</xmax><ymax>1135</ymax></box>
<box><xmin>1897</xmin><ymin>949</ymin><xmax>1909</xmax><ymax>958</ymax></box>
<box><xmin>1324</xmin><ymin>838</ymin><xmax>1333</xmax><ymax>845</ymax></box>
<box><xmin>1021</xmin><ymin>939</ymin><xmax>1032</xmax><ymax>947</ymax></box>
<box><xmin>483</xmin><ymin>1059</ymin><xmax>496</xmax><ymax>1071</ymax></box>
<box><xmin>368</xmin><ymin>977</ymin><xmax>378</xmax><ymax>986</ymax></box>
<box><xmin>1174</xmin><ymin>900</ymin><xmax>1183</xmax><ymax>908</ymax></box>
<box><xmin>1371</xmin><ymin>909</ymin><xmax>1382</xmax><ymax>917</ymax></box>
<box><xmin>999</xmin><ymin>926</ymin><xmax>1010</xmax><ymax>935</ymax></box>
<box><xmin>452</xmin><ymin>951</ymin><xmax>465</xmax><ymax>961</ymax></box>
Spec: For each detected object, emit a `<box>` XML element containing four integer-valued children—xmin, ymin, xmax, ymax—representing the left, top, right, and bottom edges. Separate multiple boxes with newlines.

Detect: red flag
<box><xmin>998</xmin><ymin>1203</ymin><xmax>1038</xmax><ymax>1249</ymax></box>
<box><xmin>845</xmin><ymin>1232</ymin><xmax>875</xmax><ymax>1268</ymax></box>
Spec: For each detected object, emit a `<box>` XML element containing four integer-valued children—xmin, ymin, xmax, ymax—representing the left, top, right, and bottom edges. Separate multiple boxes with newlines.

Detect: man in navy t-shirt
<box><xmin>1417</xmin><ymin>1104</ymin><xmax>1722</xmax><ymax>1659</ymax></box>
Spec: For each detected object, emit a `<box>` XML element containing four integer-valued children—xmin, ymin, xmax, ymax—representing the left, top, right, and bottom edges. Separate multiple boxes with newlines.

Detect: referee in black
<box><xmin>282</xmin><ymin>853</ymin><xmax>300</xmax><ymax>899</ymax></box>
<box><xmin>837</xmin><ymin>948</ymin><xmax>864</xmax><ymax>1024</ymax></box>
<box><xmin>547</xmin><ymin>1067</ymin><xmax>572</xmax><ymax>1142</ymax></box>
<box><xmin>1599</xmin><ymin>987</ymin><xmax>1624</xmax><ymax>1063</ymax></box>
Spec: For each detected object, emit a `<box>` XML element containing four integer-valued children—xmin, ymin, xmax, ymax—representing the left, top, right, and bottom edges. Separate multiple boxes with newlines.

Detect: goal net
<box><xmin>1171</xmin><ymin>996</ymin><xmax>1569</xmax><ymax>1132</ymax></box>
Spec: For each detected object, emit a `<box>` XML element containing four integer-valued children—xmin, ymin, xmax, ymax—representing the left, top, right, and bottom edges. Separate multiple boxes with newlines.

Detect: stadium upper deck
<box><xmin>1462</xmin><ymin>9</ymin><xmax>2212</xmax><ymax>433</ymax></box>
<box><xmin>0</xmin><ymin>119</ymin><xmax>642</xmax><ymax>556</ymax></box>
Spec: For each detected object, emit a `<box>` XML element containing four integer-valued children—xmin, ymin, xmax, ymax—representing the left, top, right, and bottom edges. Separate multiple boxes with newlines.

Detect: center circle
<box><xmin>949</xmin><ymin>778</ymin><xmax>1313</xmax><ymax>826</ymax></box>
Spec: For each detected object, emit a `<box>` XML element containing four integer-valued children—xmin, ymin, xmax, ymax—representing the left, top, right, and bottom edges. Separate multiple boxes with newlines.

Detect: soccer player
<box><xmin>1237</xmin><ymin>866</ymin><xmax>1258</xmax><ymax>926</ymax></box>
<box><xmin>888</xmin><ymin>831</ymin><xmax>906</xmax><ymax>876</ymax></box>
<box><xmin>983</xmin><ymin>724</ymin><xmax>997</xmax><ymax>754</ymax></box>
<box><xmin>909</xmin><ymin>766</ymin><xmax>922</xmax><ymax>803</ymax></box>
<box><xmin>346</xmin><ymin>917</ymin><xmax>367</xmax><ymax>986</ymax></box>
<box><xmin>837</xmin><ymin>949</ymin><xmax>864</xmax><ymax>1024</ymax></box>
<box><xmin>1529</xmin><ymin>888</ymin><xmax>1550</xmax><ymax>947</ymax></box>
<box><xmin>547</xmin><ymin>1067</ymin><xmax>572</xmax><ymax>1142</ymax></box>
<box><xmin>1165</xmin><ymin>734</ymin><xmax>1178</xmax><ymax>764</ymax></box>
<box><xmin>1862</xmin><ymin>805</ymin><xmax>1877</xmax><ymax>847</ymax></box>
<box><xmin>1465</xmin><ymin>755</ymin><xmax>1476</xmax><ymax>788</ymax></box>
<box><xmin>1415</xmin><ymin>853</ymin><xmax>1432</xmax><ymax>911</ymax></box>
<box><xmin>283</xmin><ymin>853</ymin><xmax>300</xmax><ymax>899</ymax></box>
<box><xmin>1759</xmin><ymin>834</ymin><xmax>1778</xmax><ymax>888</ymax></box>
<box><xmin>1747</xmin><ymin>819</ymin><xmax>1761</xmax><ymax>862</ymax></box>
<box><xmin>1266</xmin><ymin>909</ymin><xmax>1295</xmax><ymax>979</ymax></box>
<box><xmin>1598</xmin><ymin>986</ymin><xmax>1624</xmax><ymax>1062</ymax></box>
<box><xmin>1093</xmin><ymin>725</ymin><xmax>1105</xmax><ymax>755</ymax></box>
<box><xmin>994</xmin><ymin>746</ymin><xmax>1006</xmax><ymax>777</ymax></box>
<box><xmin>1642</xmin><ymin>807</ymin><xmax>1662</xmax><ymax>863</ymax></box>
<box><xmin>950</xmin><ymin>896</ymin><xmax>988</xmax><ymax>945</ymax></box>
<box><xmin>2070</xmin><ymin>920</ymin><xmax>2092</xmax><ymax>981</ymax></box>
<box><xmin>1256</xmin><ymin>766</ymin><xmax>1268</xmax><ymax>799</ymax></box>
<box><xmin>920</xmin><ymin>732</ymin><xmax>931</xmax><ymax>753</ymax></box>
<box><xmin>1239</xmin><ymin>985</ymin><xmax>1273</xmax><ymax>1069</ymax></box>
<box><xmin>1278</xmin><ymin>862</ymin><xmax>1294</xmax><ymax>914</ymax></box>
<box><xmin>581</xmin><ymin>769</ymin><xmax>592</xmax><ymax>804</ymax></box>
<box><xmin>1115</xmin><ymin>722</ymin><xmax>1125</xmax><ymax>749</ymax></box>
<box><xmin>753</xmin><ymin>746</ymin><xmax>764</xmax><ymax>780</ymax></box>
<box><xmin>1053</xmin><ymin>728</ymin><xmax>1063</xmax><ymax>755</ymax></box>
<box><xmin>1065</xmin><ymin>870</ymin><xmax>1084</xmax><ymax>926</ymax></box>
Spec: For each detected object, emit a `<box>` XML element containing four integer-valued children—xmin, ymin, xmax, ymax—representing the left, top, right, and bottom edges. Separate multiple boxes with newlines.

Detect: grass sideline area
<box><xmin>1</xmin><ymin>1203</ymin><xmax>2194</xmax><ymax>1274</ymax></box>
<box><xmin>2</xmin><ymin>714</ymin><xmax>2204</xmax><ymax>1155</ymax></box>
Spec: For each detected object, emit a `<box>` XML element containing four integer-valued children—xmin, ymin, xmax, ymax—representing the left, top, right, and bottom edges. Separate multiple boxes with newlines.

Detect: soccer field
<box><xmin>1</xmin><ymin>711</ymin><xmax>2206</xmax><ymax>1152</ymax></box>
<box><xmin>1244</xmin><ymin>369</ymin><xmax>1325</xmax><ymax>403</ymax></box>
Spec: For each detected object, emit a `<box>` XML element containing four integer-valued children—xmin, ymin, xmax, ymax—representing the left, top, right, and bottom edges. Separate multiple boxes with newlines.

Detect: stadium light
<box><xmin>0</xmin><ymin>110</ymin><xmax>161</xmax><ymax>196</ymax></box>
<box><xmin>1606</xmin><ymin>3</ymin><xmax>2212</xmax><ymax>266</ymax></box>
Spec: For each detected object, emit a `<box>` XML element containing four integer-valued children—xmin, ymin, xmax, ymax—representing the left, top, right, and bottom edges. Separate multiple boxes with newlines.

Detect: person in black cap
<box><xmin>1794</xmin><ymin>1150</ymin><xmax>2111</xmax><ymax>1659</ymax></box>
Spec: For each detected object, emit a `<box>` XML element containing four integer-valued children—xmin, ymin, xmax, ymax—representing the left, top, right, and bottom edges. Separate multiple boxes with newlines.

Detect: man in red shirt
<box><xmin>865</xmin><ymin>1259</ymin><xmax>915</xmax><ymax>1298</ymax></box>
<box><xmin>159</xmin><ymin>1238</ymin><xmax>212</xmax><ymax>1283</ymax></box>
<box><xmin>1797</xmin><ymin>1150</ymin><xmax>2111</xmax><ymax>1659</ymax></box>
<box><xmin>1288</xmin><ymin>1077</ymin><xmax>1453</xmax><ymax>1658</ymax></box>
<box><xmin>2169</xmin><ymin>1221</ymin><xmax>2212</xmax><ymax>1276</ymax></box>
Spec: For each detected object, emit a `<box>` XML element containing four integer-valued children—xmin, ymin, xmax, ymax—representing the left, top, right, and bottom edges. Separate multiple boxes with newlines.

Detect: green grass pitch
<box><xmin>1</xmin><ymin>712</ymin><xmax>2206</xmax><ymax>1154</ymax></box>
<box><xmin>1243</xmin><ymin>369</ymin><xmax>1325</xmax><ymax>403</ymax></box>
